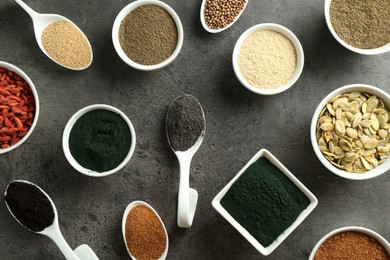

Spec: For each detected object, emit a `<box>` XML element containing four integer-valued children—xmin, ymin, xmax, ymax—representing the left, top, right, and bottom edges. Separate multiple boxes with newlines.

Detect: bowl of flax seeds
<box><xmin>112</xmin><ymin>0</ymin><xmax>183</xmax><ymax>71</ymax></box>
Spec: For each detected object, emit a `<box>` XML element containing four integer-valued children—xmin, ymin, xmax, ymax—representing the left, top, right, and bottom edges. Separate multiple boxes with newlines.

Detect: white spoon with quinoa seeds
<box><xmin>200</xmin><ymin>0</ymin><xmax>249</xmax><ymax>33</ymax></box>
<box><xmin>14</xmin><ymin>0</ymin><xmax>93</xmax><ymax>70</ymax></box>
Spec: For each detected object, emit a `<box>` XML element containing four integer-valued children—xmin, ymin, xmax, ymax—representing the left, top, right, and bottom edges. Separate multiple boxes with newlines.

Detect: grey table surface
<box><xmin>1</xmin><ymin>0</ymin><xmax>390</xmax><ymax>259</ymax></box>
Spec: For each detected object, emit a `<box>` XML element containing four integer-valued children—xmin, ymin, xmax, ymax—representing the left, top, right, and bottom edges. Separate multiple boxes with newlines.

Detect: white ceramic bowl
<box><xmin>232</xmin><ymin>23</ymin><xmax>304</xmax><ymax>95</ymax></box>
<box><xmin>122</xmin><ymin>201</ymin><xmax>169</xmax><ymax>260</ymax></box>
<box><xmin>62</xmin><ymin>104</ymin><xmax>136</xmax><ymax>177</ymax></box>
<box><xmin>200</xmin><ymin>0</ymin><xmax>249</xmax><ymax>33</ymax></box>
<box><xmin>212</xmin><ymin>149</ymin><xmax>318</xmax><ymax>256</ymax></box>
<box><xmin>0</xmin><ymin>61</ymin><xmax>39</xmax><ymax>154</ymax></box>
<box><xmin>309</xmin><ymin>226</ymin><xmax>390</xmax><ymax>259</ymax></box>
<box><xmin>324</xmin><ymin>0</ymin><xmax>390</xmax><ymax>55</ymax></box>
<box><xmin>112</xmin><ymin>0</ymin><xmax>183</xmax><ymax>71</ymax></box>
<box><xmin>310</xmin><ymin>84</ymin><xmax>390</xmax><ymax>180</ymax></box>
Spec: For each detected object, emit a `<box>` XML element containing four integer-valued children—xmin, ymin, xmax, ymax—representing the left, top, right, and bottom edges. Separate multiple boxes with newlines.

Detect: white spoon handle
<box><xmin>14</xmin><ymin>0</ymin><xmax>39</xmax><ymax>20</ymax></box>
<box><xmin>43</xmin><ymin>225</ymin><xmax>80</xmax><ymax>260</ymax></box>
<box><xmin>74</xmin><ymin>244</ymin><xmax>99</xmax><ymax>260</ymax></box>
<box><xmin>51</xmin><ymin>233</ymin><xmax>80</xmax><ymax>260</ymax></box>
<box><xmin>177</xmin><ymin>157</ymin><xmax>198</xmax><ymax>228</ymax></box>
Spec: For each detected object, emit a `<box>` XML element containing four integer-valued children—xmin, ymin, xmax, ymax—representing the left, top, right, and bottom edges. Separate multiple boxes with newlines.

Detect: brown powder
<box><xmin>125</xmin><ymin>206</ymin><xmax>166</xmax><ymax>260</ymax></box>
<box><xmin>330</xmin><ymin>0</ymin><xmax>390</xmax><ymax>49</ymax></box>
<box><xmin>238</xmin><ymin>30</ymin><xmax>297</xmax><ymax>89</ymax></box>
<box><xmin>314</xmin><ymin>231</ymin><xmax>390</xmax><ymax>260</ymax></box>
<box><xmin>41</xmin><ymin>21</ymin><xmax>92</xmax><ymax>69</ymax></box>
<box><xmin>119</xmin><ymin>5</ymin><xmax>178</xmax><ymax>65</ymax></box>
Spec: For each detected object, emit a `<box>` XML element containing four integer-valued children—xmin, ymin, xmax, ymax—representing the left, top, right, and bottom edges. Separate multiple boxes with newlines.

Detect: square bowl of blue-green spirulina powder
<box><xmin>212</xmin><ymin>149</ymin><xmax>318</xmax><ymax>256</ymax></box>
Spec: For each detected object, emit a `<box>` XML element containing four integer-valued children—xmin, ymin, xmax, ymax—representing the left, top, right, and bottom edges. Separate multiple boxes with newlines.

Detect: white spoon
<box><xmin>200</xmin><ymin>0</ymin><xmax>249</xmax><ymax>33</ymax></box>
<box><xmin>166</xmin><ymin>95</ymin><xmax>206</xmax><ymax>228</ymax></box>
<box><xmin>14</xmin><ymin>0</ymin><xmax>93</xmax><ymax>70</ymax></box>
<box><xmin>122</xmin><ymin>201</ymin><xmax>169</xmax><ymax>260</ymax></box>
<box><xmin>4</xmin><ymin>180</ymin><xmax>98</xmax><ymax>260</ymax></box>
<box><xmin>173</xmin><ymin>136</ymin><xmax>204</xmax><ymax>228</ymax></box>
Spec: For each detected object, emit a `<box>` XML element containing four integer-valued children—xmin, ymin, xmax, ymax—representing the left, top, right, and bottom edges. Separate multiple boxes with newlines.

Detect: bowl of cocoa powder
<box><xmin>309</xmin><ymin>226</ymin><xmax>390</xmax><ymax>260</ymax></box>
<box><xmin>325</xmin><ymin>0</ymin><xmax>390</xmax><ymax>55</ymax></box>
<box><xmin>0</xmin><ymin>61</ymin><xmax>39</xmax><ymax>154</ymax></box>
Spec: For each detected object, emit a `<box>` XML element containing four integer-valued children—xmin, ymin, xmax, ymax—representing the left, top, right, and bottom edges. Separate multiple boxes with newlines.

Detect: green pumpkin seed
<box><xmin>320</xmin><ymin>122</ymin><xmax>334</xmax><ymax>131</ymax></box>
<box><xmin>364</xmin><ymin>138</ymin><xmax>378</xmax><ymax>149</ymax></box>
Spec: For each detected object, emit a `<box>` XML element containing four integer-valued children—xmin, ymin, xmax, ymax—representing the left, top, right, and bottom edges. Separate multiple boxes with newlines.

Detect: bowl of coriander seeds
<box><xmin>310</xmin><ymin>84</ymin><xmax>390</xmax><ymax>180</ymax></box>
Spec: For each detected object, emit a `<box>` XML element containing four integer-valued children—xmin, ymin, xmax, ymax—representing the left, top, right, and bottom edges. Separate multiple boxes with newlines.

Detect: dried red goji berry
<box><xmin>14</xmin><ymin>117</ymin><xmax>23</xmax><ymax>129</ymax></box>
<box><xmin>0</xmin><ymin>67</ymin><xmax>35</xmax><ymax>148</ymax></box>
<box><xmin>11</xmin><ymin>137</ymin><xmax>20</xmax><ymax>145</ymax></box>
<box><xmin>0</xmin><ymin>136</ymin><xmax>11</xmax><ymax>142</ymax></box>
<box><xmin>3</xmin><ymin>117</ymin><xmax>11</xmax><ymax>127</ymax></box>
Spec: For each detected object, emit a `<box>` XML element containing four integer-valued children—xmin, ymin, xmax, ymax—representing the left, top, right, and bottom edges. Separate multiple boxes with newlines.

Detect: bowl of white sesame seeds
<box><xmin>232</xmin><ymin>23</ymin><xmax>304</xmax><ymax>95</ymax></box>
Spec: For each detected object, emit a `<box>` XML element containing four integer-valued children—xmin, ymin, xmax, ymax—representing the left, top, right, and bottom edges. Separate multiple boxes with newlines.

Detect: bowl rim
<box><xmin>212</xmin><ymin>148</ymin><xmax>318</xmax><ymax>256</ymax></box>
<box><xmin>0</xmin><ymin>61</ymin><xmax>40</xmax><ymax>154</ymax></box>
<box><xmin>112</xmin><ymin>0</ymin><xmax>184</xmax><ymax>71</ymax></box>
<box><xmin>310</xmin><ymin>84</ymin><xmax>390</xmax><ymax>180</ymax></box>
<box><xmin>62</xmin><ymin>104</ymin><xmax>136</xmax><ymax>177</ymax></box>
<box><xmin>324</xmin><ymin>0</ymin><xmax>390</xmax><ymax>55</ymax></box>
<box><xmin>309</xmin><ymin>226</ymin><xmax>390</xmax><ymax>259</ymax></box>
<box><xmin>232</xmin><ymin>23</ymin><xmax>304</xmax><ymax>95</ymax></box>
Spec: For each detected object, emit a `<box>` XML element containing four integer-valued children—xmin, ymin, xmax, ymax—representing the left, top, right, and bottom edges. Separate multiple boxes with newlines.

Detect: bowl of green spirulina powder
<box><xmin>212</xmin><ymin>149</ymin><xmax>318</xmax><ymax>256</ymax></box>
<box><xmin>62</xmin><ymin>104</ymin><xmax>136</xmax><ymax>177</ymax></box>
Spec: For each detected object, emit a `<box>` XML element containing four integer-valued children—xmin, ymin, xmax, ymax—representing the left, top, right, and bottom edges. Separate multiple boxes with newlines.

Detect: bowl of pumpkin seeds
<box><xmin>311</xmin><ymin>84</ymin><xmax>390</xmax><ymax>180</ymax></box>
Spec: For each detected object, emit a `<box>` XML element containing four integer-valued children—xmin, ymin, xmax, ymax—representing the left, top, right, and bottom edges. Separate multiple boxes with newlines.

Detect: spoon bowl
<box><xmin>14</xmin><ymin>0</ymin><xmax>93</xmax><ymax>70</ymax></box>
<box><xmin>166</xmin><ymin>94</ymin><xmax>206</xmax><ymax>228</ymax></box>
<box><xmin>122</xmin><ymin>201</ymin><xmax>169</xmax><ymax>260</ymax></box>
<box><xmin>200</xmin><ymin>0</ymin><xmax>249</xmax><ymax>33</ymax></box>
<box><xmin>4</xmin><ymin>180</ymin><xmax>98</xmax><ymax>260</ymax></box>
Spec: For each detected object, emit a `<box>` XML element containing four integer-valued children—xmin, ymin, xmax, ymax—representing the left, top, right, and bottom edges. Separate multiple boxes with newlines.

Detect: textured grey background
<box><xmin>1</xmin><ymin>0</ymin><xmax>390</xmax><ymax>259</ymax></box>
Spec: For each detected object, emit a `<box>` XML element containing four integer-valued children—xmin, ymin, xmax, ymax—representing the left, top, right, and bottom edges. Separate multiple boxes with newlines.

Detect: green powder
<box><xmin>220</xmin><ymin>157</ymin><xmax>310</xmax><ymax>247</ymax></box>
<box><xmin>69</xmin><ymin>109</ymin><xmax>131</xmax><ymax>173</ymax></box>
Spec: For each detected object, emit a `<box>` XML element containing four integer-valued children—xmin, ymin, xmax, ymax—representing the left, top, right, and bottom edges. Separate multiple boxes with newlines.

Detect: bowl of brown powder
<box><xmin>309</xmin><ymin>227</ymin><xmax>390</xmax><ymax>260</ymax></box>
<box><xmin>112</xmin><ymin>0</ymin><xmax>183</xmax><ymax>71</ymax></box>
<box><xmin>232</xmin><ymin>23</ymin><xmax>304</xmax><ymax>95</ymax></box>
<box><xmin>325</xmin><ymin>0</ymin><xmax>390</xmax><ymax>55</ymax></box>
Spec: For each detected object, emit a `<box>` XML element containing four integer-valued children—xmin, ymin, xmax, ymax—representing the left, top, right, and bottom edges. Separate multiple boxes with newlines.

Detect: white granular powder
<box><xmin>42</xmin><ymin>21</ymin><xmax>92</xmax><ymax>69</ymax></box>
<box><xmin>238</xmin><ymin>30</ymin><xmax>297</xmax><ymax>89</ymax></box>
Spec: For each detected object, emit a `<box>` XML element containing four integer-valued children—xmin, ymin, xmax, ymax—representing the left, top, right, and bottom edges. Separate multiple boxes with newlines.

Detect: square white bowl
<box><xmin>212</xmin><ymin>148</ymin><xmax>318</xmax><ymax>256</ymax></box>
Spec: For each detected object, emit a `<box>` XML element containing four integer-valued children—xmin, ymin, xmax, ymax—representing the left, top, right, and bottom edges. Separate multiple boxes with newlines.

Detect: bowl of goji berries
<box><xmin>0</xmin><ymin>61</ymin><xmax>39</xmax><ymax>153</ymax></box>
